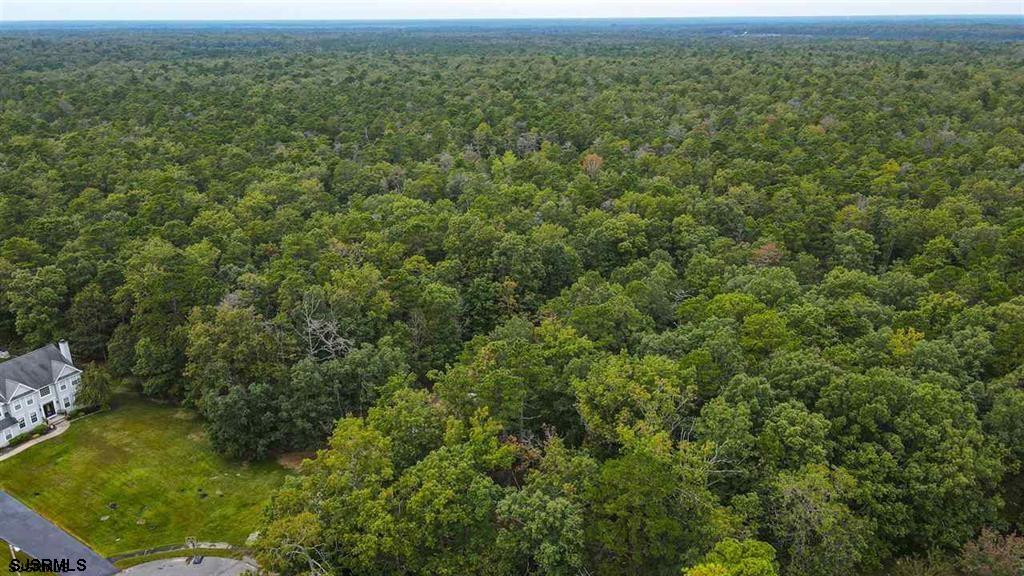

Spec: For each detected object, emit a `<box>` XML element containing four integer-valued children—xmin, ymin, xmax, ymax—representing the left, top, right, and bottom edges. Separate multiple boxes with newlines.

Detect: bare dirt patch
<box><xmin>276</xmin><ymin>451</ymin><xmax>316</xmax><ymax>470</ymax></box>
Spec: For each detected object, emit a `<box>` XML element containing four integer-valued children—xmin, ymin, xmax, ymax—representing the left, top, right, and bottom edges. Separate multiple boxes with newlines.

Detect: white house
<box><xmin>0</xmin><ymin>341</ymin><xmax>82</xmax><ymax>449</ymax></box>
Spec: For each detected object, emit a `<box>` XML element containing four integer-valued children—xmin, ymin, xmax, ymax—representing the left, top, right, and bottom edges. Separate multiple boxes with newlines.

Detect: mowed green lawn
<box><xmin>0</xmin><ymin>400</ymin><xmax>288</xmax><ymax>556</ymax></box>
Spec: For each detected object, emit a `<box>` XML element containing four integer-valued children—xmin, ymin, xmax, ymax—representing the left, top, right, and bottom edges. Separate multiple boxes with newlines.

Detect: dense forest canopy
<box><xmin>2</xmin><ymin>19</ymin><xmax>1024</xmax><ymax>575</ymax></box>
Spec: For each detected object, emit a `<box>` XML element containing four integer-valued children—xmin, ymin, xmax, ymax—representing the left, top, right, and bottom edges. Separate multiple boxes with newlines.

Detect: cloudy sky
<box><xmin>1</xmin><ymin>0</ymin><xmax>1020</xmax><ymax>21</ymax></box>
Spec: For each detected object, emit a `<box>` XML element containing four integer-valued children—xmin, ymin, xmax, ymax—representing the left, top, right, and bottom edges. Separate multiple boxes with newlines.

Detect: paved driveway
<box><xmin>121</xmin><ymin>557</ymin><xmax>255</xmax><ymax>576</ymax></box>
<box><xmin>0</xmin><ymin>491</ymin><xmax>118</xmax><ymax>576</ymax></box>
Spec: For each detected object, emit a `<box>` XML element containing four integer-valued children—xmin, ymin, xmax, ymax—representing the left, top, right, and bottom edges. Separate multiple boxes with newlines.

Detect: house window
<box><xmin>18</xmin><ymin>419</ymin><xmax>25</xmax><ymax>429</ymax></box>
<box><xmin>13</xmin><ymin>403</ymin><xmax>21</xmax><ymax>411</ymax></box>
<box><xmin>41</xmin><ymin>386</ymin><xmax>51</xmax><ymax>397</ymax></box>
<box><xmin>63</xmin><ymin>399</ymin><xmax>70</xmax><ymax>408</ymax></box>
<box><xmin>30</xmin><ymin>413</ymin><xmax>38</xmax><ymax>424</ymax></box>
<box><xmin>4</xmin><ymin>431</ymin><xmax>11</xmax><ymax>441</ymax></box>
<box><xmin>26</xmin><ymin>398</ymin><xmax>33</xmax><ymax>406</ymax></box>
<box><xmin>60</xmin><ymin>383</ymin><xmax>67</xmax><ymax>391</ymax></box>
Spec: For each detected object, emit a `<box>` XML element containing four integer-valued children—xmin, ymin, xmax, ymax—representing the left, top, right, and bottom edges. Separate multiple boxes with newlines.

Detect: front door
<box><xmin>43</xmin><ymin>402</ymin><xmax>55</xmax><ymax>418</ymax></box>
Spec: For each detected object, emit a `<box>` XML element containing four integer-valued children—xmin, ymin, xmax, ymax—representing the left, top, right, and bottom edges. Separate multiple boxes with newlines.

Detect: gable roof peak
<box><xmin>0</xmin><ymin>342</ymin><xmax>78</xmax><ymax>402</ymax></box>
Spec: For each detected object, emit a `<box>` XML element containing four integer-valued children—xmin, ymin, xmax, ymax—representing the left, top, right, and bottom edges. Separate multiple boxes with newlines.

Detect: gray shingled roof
<box><xmin>0</xmin><ymin>344</ymin><xmax>78</xmax><ymax>403</ymax></box>
<box><xmin>0</xmin><ymin>415</ymin><xmax>17</xmax><ymax>431</ymax></box>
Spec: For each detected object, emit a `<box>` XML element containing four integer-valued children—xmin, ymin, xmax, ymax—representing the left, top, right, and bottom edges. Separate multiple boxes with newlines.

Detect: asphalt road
<box><xmin>0</xmin><ymin>491</ymin><xmax>119</xmax><ymax>576</ymax></box>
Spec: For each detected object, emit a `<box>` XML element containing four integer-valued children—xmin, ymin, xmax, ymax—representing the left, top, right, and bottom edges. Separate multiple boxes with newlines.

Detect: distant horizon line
<box><xmin>1</xmin><ymin>14</ymin><xmax>1021</xmax><ymax>24</ymax></box>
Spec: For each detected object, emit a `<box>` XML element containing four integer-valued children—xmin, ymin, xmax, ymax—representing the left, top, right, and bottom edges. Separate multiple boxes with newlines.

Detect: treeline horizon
<box><xmin>2</xmin><ymin>23</ymin><xmax>1024</xmax><ymax>576</ymax></box>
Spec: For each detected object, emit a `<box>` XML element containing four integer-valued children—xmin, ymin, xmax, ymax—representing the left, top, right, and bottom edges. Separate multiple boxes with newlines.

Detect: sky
<box><xmin>1</xmin><ymin>0</ymin><xmax>1020</xmax><ymax>22</ymax></box>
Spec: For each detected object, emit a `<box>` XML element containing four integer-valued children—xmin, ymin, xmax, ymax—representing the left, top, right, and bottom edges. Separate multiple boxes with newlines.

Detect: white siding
<box><xmin>0</xmin><ymin>376</ymin><xmax>79</xmax><ymax>449</ymax></box>
<box><xmin>0</xmin><ymin>421</ymin><xmax>20</xmax><ymax>448</ymax></box>
<box><xmin>55</xmin><ymin>373</ymin><xmax>80</xmax><ymax>412</ymax></box>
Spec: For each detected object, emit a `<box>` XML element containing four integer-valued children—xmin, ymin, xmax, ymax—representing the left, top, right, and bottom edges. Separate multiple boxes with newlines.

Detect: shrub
<box><xmin>960</xmin><ymin>529</ymin><xmax>1024</xmax><ymax>576</ymax></box>
<box><xmin>5</xmin><ymin>425</ymin><xmax>49</xmax><ymax>448</ymax></box>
